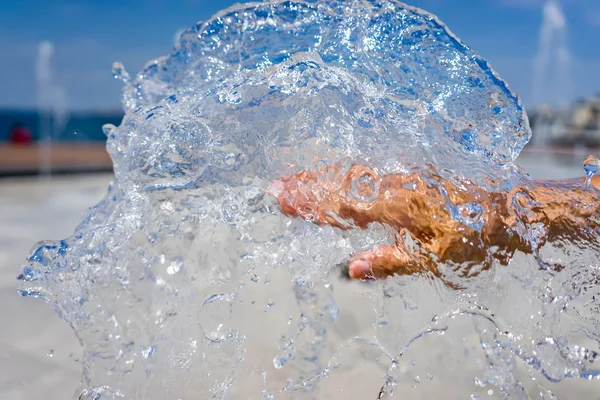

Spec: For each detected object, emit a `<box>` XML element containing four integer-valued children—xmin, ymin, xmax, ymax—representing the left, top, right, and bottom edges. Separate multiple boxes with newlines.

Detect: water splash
<box><xmin>17</xmin><ymin>0</ymin><xmax>600</xmax><ymax>398</ymax></box>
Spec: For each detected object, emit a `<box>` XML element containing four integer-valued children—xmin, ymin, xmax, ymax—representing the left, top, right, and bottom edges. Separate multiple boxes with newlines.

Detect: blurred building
<box><xmin>528</xmin><ymin>96</ymin><xmax>600</xmax><ymax>147</ymax></box>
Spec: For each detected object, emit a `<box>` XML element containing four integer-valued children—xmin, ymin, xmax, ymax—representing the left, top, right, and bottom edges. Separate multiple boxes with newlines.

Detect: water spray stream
<box><xmin>532</xmin><ymin>0</ymin><xmax>572</xmax><ymax>146</ymax></box>
<box><xmin>35</xmin><ymin>41</ymin><xmax>54</xmax><ymax>176</ymax></box>
<box><xmin>35</xmin><ymin>41</ymin><xmax>69</xmax><ymax>175</ymax></box>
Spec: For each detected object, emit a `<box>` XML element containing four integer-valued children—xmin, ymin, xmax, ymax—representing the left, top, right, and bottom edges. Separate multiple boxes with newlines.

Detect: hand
<box><xmin>270</xmin><ymin>163</ymin><xmax>505</xmax><ymax>280</ymax></box>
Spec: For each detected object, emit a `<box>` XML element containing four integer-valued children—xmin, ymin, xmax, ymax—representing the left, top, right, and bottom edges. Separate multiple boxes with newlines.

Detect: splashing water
<box><xmin>17</xmin><ymin>1</ymin><xmax>600</xmax><ymax>399</ymax></box>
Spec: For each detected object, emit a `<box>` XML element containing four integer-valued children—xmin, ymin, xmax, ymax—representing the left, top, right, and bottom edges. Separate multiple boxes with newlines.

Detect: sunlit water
<box><xmin>16</xmin><ymin>1</ymin><xmax>600</xmax><ymax>399</ymax></box>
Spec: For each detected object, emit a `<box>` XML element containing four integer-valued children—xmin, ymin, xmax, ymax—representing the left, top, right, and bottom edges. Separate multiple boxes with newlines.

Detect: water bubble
<box><xmin>199</xmin><ymin>294</ymin><xmax>231</xmax><ymax>343</ymax></box>
<box><xmin>221</xmin><ymin>197</ymin><xmax>241</xmax><ymax>225</ymax></box>
<box><xmin>583</xmin><ymin>155</ymin><xmax>599</xmax><ymax>189</ymax></box>
<box><xmin>47</xmin><ymin>349</ymin><xmax>54</xmax><ymax>358</ymax></box>
<box><xmin>584</xmin><ymin>155</ymin><xmax>599</xmax><ymax>175</ymax></box>
<box><xmin>214</xmin><ymin>151</ymin><xmax>241</xmax><ymax>169</ymax></box>
<box><xmin>349</xmin><ymin>174</ymin><xmax>378</xmax><ymax>203</ymax></box>
<box><xmin>487</xmin><ymin>389</ymin><xmax>494</xmax><ymax>396</ymax></box>
<box><xmin>454</xmin><ymin>202</ymin><xmax>484</xmax><ymax>231</ymax></box>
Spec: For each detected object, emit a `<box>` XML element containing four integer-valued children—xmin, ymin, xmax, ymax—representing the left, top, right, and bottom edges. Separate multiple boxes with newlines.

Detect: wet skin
<box><xmin>271</xmin><ymin>164</ymin><xmax>600</xmax><ymax>280</ymax></box>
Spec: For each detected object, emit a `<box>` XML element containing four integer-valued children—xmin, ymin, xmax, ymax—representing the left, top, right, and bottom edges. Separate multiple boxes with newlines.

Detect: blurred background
<box><xmin>1</xmin><ymin>0</ymin><xmax>600</xmax><ymax>175</ymax></box>
<box><xmin>1</xmin><ymin>0</ymin><xmax>600</xmax><ymax>173</ymax></box>
<box><xmin>1</xmin><ymin>0</ymin><xmax>599</xmax><ymax>398</ymax></box>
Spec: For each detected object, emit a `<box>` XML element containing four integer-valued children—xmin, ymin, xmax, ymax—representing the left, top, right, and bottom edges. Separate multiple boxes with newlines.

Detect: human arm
<box><xmin>271</xmin><ymin>164</ymin><xmax>600</xmax><ymax>280</ymax></box>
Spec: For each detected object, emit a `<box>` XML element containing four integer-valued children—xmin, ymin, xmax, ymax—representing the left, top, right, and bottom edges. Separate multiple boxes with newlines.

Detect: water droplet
<box><xmin>487</xmin><ymin>389</ymin><xmax>494</xmax><ymax>396</ymax></box>
<box><xmin>46</xmin><ymin>349</ymin><xmax>54</xmax><ymax>358</ymax></box>
<box><xmin>427</xmin><ymin>373</ymin><xmax>433</xmax><ymax>381</ymax></box>
<box><xmin>583</xmin><ymin>155</ymin><xmax>599</xmax><ymax>189</ymax></box>
<box><xmin>584</xmin><ymin>155</ymin><xmax>599</xmax><ymax>175</ymax></box>
<box><xmin>199</xmin><ymin>294</ymin><xmax>231</xmax><ymax>342</ymax></box>
<box><xmin>349</xmin><ymin>174</ymin><xmax>378</xmax><ymax>202</ymax></box>
<box><xmin>112</xmin><ymin>62</ymin><xmax>131</xmax><ymax>83</ymax></box>
<box><xmin>250</xmin><ymin>274</ymin><xmax>259</xmax><ymax>283</ymax></box>
<box><xmin>267</xmin><ymin>299</ymin><xmax>274</xmax><ymax>308</ymax></box>
<box><xmin>413</xmin><ymin>375</ymin><xmax>421</xmax><ymax>383</ymax></box>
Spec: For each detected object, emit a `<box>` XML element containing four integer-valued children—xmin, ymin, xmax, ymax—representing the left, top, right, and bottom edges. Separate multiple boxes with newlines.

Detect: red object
<box><xmin>9</xmin><ymin>125</ymin><xmax>33</xmax><ymax>145</ymax></box>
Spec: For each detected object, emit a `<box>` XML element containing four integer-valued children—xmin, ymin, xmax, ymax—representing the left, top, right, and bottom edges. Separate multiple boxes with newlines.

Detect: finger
<box><xmin>270</xmin><ymin>169</ymin><xmax>350</xmax><ymax>227</ymax></box>
<box><xmin>269</xmin><ymin>173</ymin><xmax>322</xmax><ymax>222</ymax></box>
<box><xmin>348</xmin><ymin>245</ymin><xmax>423</xmax><ymax>280</ymax></box>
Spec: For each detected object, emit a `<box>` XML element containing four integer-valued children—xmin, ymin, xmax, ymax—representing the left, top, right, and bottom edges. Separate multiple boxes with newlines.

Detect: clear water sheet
<box><xmin>18</xmin><ymin>1</ymin><xmax>600</xmax><ymax>399</ymax></box>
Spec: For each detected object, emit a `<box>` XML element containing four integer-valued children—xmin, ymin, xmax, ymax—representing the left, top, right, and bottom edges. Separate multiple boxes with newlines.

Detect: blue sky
<box><xmin>1</xmin><ymin>0</ymin><xmax>599</xmax><ymax>111</ymax></box>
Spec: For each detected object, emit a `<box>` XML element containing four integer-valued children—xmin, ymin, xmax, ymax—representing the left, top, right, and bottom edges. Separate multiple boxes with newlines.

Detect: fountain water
<box><xmin>35</xmin><ymin>40</ymin><xmax>69</xmax><ymax>175</ymax></box>
<box><xmin>36</xmin><ymin>41</ymin><xmax>54</xmax><ymax>176</ymax></box>
<box><xmin>532</xmin><ymin>0</ymin><xmax>572</xmax><ymax>146</ymax></box>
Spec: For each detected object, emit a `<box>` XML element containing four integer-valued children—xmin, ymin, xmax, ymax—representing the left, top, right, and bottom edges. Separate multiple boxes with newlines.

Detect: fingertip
<box><xmin>267</xmin><ymin>180</ymin><xmax>284</xmax><ymax>198</ymax></box>
<box><xmin>349</xmin><ymin>258</ymin><xmax>374</xmax><ymax>280</ymax></box>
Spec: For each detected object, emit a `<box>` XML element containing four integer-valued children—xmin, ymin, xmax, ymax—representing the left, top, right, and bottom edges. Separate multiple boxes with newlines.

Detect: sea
<box><xmin>0</xmin><ymin>109</ymin><xmax>123</xmax><ymax>142</ymax></box>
